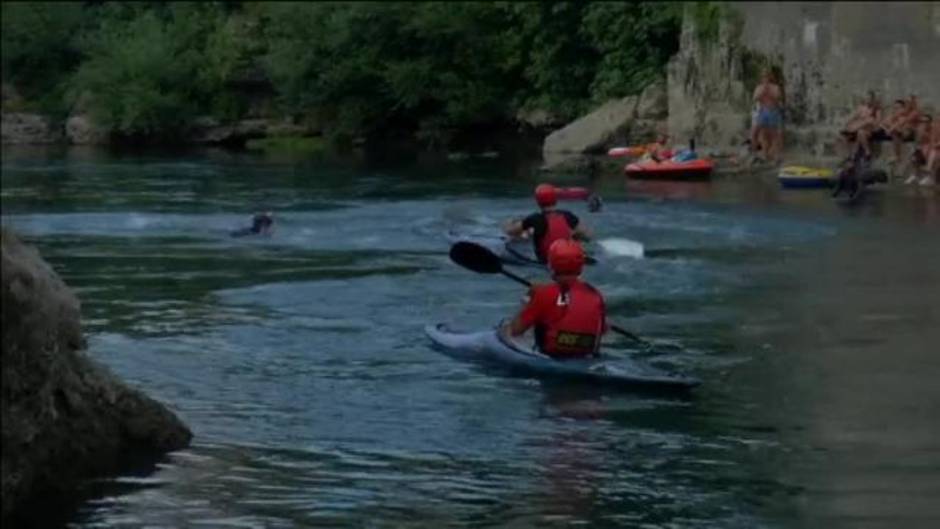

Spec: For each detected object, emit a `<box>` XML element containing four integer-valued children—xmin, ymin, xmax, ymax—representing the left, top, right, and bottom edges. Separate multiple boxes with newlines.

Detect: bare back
<box><xmin>754</xmin><ymin>82</ymin><xmax>781</xmax><ymax>110</ymax></box>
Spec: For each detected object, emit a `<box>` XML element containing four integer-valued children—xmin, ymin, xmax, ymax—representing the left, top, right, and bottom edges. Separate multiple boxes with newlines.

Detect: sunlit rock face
<box><xmin>667</xmin><ymin>2</ymin><xmax>940</xmax><ymax>154</ymax></box>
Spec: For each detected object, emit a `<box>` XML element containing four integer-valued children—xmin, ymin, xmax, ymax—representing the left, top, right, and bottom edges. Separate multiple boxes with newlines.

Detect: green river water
<box><xmin>2</xmin><ymin>146</ymin><xmax>939</xmax><ymax>529</ymax></box>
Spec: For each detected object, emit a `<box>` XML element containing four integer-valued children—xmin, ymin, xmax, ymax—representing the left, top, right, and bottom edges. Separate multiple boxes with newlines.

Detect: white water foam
<box><xmin>598</xmin><ymin>238</ymin><xmax>645</xmax><ymax>258</ymax></box>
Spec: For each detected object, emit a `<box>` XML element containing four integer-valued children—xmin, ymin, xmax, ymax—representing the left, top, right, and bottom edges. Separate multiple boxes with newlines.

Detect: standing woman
<box><xmin>752</xmin><ymin>69</ymin><xmax>784</xmax><ymax>164</ymax></box>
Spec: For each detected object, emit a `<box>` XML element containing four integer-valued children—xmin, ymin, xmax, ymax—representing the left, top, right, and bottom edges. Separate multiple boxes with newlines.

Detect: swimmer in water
<box><xmin>230</xmin><ymin>211</ymin><xmax>274</xmax><ymax>238</ymax></box>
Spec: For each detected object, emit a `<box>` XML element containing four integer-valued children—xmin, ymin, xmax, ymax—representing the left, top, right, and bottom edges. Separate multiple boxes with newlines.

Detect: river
<box><xmin>2</xmin><ymin>146</ymin><xmax>939</xmax><ymax>529</ymax></box>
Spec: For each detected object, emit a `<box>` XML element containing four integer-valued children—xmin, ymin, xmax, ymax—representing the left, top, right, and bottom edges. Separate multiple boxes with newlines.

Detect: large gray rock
<box><xmin>635</xmin><ymin>80</ymin><xmax>668</xmax><ymax>120</ymax></box>
<box><xmin>1</xmin><ymin>228</ymin><xmax>192</xmax><ymax>527</ymax></box>
<box><xmin>542</xmin><ymin>81</ymin><xmax>668</xmax><ymax>158</ymax></box>
<box><xmin>516</xmin><ymin>108</ymin><xmax>565</xmax><ymax>131</ymax></box>
<box><xmin>1</xmin><ymin>113</ymin><xmax>62</xmax><ymax>145</ymax></box>
<box><xmin>1</xmin><ymin>83</ymin><xmax>24</xmax><ymax>110</ymax></box>
<box><xmin>188</xmin><ymin>117</ymin><xmax>314</xmax><ymax>145</ymax></box>
<box><xmin>543</xmin><ymin>97</ymin><xmax>639</xmax><ymax>156</ymax></box>
<box><xmin>65</xmin><ymin>114</ymin><xmax>110</xmax><ymax>145</ymax></box>
<box><xmin>666</xmin><ymin>11</ymin><xmax>750</xmax><ymax>151</ymax></box>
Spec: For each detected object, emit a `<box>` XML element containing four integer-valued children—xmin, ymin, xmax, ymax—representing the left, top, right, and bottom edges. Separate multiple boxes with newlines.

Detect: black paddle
<box><xmin>449</xmin><ymin>241</ymin><xmax>654</xmax><ymax>347</ymax></box>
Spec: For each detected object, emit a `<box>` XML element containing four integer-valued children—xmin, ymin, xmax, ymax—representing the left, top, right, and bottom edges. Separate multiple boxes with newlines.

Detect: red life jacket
<box><xmin>537</xmin><ymin>211</ymin><xmax>573</xmax><ymax>261</ymax></box>
<box><xmin>535</xmin><ymin>280</ymin><xmax>606</xmax><ymax>358</ymax></box>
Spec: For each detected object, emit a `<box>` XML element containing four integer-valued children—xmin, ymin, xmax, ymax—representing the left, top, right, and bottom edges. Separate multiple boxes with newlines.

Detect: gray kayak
<box><xmin>425</xmin><ymin>323</ymin><xmax>701</xmax><ymax>390</ymax></box>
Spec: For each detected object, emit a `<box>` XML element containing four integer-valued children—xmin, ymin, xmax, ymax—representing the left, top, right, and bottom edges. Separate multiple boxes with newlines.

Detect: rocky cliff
<box><xmin>1</xmin><ymin>228</ymin><xmax>192</xmax><ymax>527</ymax></box>
<box><xmin>667</xmin><ymin>1</ymin><xmax>940</xmax><ymax>153</ymax></box>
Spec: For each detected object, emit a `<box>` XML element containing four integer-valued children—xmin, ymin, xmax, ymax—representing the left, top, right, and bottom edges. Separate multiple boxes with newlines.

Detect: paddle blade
<box><xmin>449</xmin><ymin>242</ymin><xmax>504</xmax><ymax>274</ymax></box>
<box><xmin>598</xmin><ymin>238</ymin><xmax>644</xmax><ymax>258</ymax></box>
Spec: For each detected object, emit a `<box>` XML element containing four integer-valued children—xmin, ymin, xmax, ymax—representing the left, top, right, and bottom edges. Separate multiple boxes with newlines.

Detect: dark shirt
<box><xmin>521</xmin><ymin>210</ymin><xmax>579</xmax><ymax>261</ymax></box>
<box><xmin>251</xmin><ymin>214</ymin><xmax>273</xmax><ymax>233</ymax></box>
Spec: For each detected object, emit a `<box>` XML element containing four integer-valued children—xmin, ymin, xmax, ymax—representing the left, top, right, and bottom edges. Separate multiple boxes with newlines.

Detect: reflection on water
<box><xmin>1</xmin><ymin>146</ymin><xmax>938</xmax><ymax>528</ymax></box>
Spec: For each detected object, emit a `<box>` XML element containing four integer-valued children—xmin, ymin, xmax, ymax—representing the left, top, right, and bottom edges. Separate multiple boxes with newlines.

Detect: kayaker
<box><xmin>230</xmin><ymin>211</ymin><xmax>274</xmax><ymax>238</ymax></box>
<box><xmin>503</xmin><ymin>184</ymin><xmax>592</xmax><ymax>263</ymax></box>
<box><xmin>503</xmin><ymin>239</ymin><xmax>607</xmax><ymax>359</ymax></box>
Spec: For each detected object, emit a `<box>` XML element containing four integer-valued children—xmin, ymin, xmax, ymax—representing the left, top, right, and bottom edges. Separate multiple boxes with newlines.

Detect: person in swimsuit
<box><xmin>752</xmin><ymin>70</ymin><xmax>784</xmax><ymax>164</ymax></box>
<box><xmin>840</xmin><ymin>91</ymin><xmax>881</xmax><ymax>159</ymax></box>
<box><xmin>886</xmin><ymin>98</ymin><xmax>921</xmax><ymax>165</ymax></box>
<box><xmin>862</xmin><ymin>98</ymin><xmax>920</xmax><ymax>166</ymax></box>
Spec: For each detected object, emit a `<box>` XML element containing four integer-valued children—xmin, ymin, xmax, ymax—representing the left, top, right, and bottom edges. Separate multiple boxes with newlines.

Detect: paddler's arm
<box><xmin>573</xmin><ymin>225</ymin><xmax>592</xmax><ymax>242</ymax></box>
<box><xmin>503</xmin><ymin>218</ymin><xmax>525</xmax><ymax>238</ymax></box>
<box><xmin>505</xmin><ymin>315</ymin><xmax>530</xmax><ymax>337</ymax></box>
<box><xmin>565</xmin><ymin>211</ymin><xmax>591</xmax><ymax>242</ymax></box>
<box><xmin>503</xmin><ymin>285</ymin><xmax>543</xmax><ymax>337</ymax></box>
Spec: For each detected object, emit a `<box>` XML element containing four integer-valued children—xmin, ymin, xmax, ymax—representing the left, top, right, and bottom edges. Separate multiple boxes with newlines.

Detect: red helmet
<box><xmin>548</xmin><ymin>239</ymin><xmax>585</xmax><ymax>275</ymax></box>
<box><xmin>534</xmin><ymin>184</ymin><xmax>557</xmax><ymax>207</ymax></box>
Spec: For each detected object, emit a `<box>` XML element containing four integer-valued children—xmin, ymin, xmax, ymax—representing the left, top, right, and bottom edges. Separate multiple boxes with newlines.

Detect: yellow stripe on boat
<box><xmin>778</xmin><ymin>166</ymin><xmax>834</xmax><ymax>179</ymax></box>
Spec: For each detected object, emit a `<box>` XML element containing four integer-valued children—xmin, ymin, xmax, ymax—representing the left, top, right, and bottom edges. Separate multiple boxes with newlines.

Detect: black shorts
<box><xmin>912</xmin><ymin>148</ymin><xmax>927</xmax><ymax>166</ymax></box>
<box><xmin>870</xmin><ymin>128</ymin><xmax>891</xmax><ymax>142</ymax></box>
<box><xmin>840</xmin><ymin>130</ymin><xmax>858</xmax><ymax>141</ymax></box>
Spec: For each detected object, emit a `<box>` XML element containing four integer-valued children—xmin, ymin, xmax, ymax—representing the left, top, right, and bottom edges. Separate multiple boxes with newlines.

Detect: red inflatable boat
<box><xmin>624</xmin><ymin>158</ymin><xmax>714</xmax><ymax>180</ymax></box>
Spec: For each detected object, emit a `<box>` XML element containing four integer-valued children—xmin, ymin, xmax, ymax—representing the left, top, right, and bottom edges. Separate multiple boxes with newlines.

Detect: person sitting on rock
<box><xmin>863</xmin><ymin>97</ymin><xmax>920</xmax><ymax>168</ymax></box>
<box><xmin>839</xmin><ymin>91</ymin><xmax>881</xmax><ymax>160</ymax></box>
<box><xmin>887</xmin><ymin>96</ymin><xmax>923</xmax><ymax>166</ymax></box>
<box><xmin>916</xmin><ymin>113</ymin><xmax>939</xmax><ymax>187</ymax></box>
<box><xmin>904</xmin><ymin>113</ymin><xmax>935</xmax><ymax>186</ymax></box>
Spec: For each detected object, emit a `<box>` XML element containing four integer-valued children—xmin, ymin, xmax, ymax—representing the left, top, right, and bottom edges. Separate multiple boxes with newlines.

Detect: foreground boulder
<box><xmin>1</xmin><ymin>228</ymin><xmax>192</xmax><ymax>526</ymax></box>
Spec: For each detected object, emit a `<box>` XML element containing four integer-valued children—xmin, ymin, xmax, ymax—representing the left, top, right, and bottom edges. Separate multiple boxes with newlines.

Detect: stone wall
<box><xmin>667</xmin><ymin>1</ymin><xmax>940</xmax><ymax>153</ymax></box>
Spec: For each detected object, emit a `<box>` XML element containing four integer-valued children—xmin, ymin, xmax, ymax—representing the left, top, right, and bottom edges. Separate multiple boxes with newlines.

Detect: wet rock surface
<box><xmin>1</xmin><ymin>113</ymin><xmax>63</xmax><ymax>145</ymax></box>
<box><xmin>1</xmin><ymin>228</ymin><xmax>192</xmax><ymax>528</ymax></box>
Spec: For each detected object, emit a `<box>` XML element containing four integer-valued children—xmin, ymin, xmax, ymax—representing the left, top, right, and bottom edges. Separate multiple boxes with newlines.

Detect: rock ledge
<box><xmin>1</xmin><ymin>228</ymin><xmax>192</xmax><ymax>527</ymax></box>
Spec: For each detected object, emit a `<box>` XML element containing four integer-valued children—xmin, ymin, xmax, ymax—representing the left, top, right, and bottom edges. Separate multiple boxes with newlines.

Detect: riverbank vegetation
<box><xmin>2</xmin><ymin>1</ymin><xmax>684</xmax><ymax>147</ymax></box>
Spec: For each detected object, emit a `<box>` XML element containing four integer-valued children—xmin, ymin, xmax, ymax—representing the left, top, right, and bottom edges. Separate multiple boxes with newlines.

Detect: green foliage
<box><xmin>3</xmin><ymin>1</ymin><xmax>684</xmax><ymax>145</ymax></box>
<box><xmin>246</xmin><ymin>135</ymin><xmax>326</xmax><ymax>154</ymax></box>
<box><xmin>261</xmin><ymin>2</ymin><xmax>524</xmax><ymax>145</ymax></box>
<box><xmin>70</xmin><ymin>2</ymin><xmax>243</xmax><ymax>137</ymax></box>
<box><xmin>1</xmin><ymin>1</ymin><xmax>87</xmax><ymax>117</ymax></box>
<box><xmin>688</xmin><ymin>1</ymin><xmax>742</xmax><ymax>47</ymax></box>
<box><xmin>507</xmin><ymin>2</ymin><xmax>598</xmax><ymax>119</ymax></box>
<box><xmin>582</xmin><ymin>2</ymin><xmax>682</xmax><ymax>102</ymax></box>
